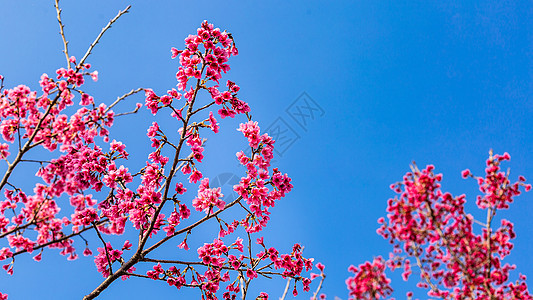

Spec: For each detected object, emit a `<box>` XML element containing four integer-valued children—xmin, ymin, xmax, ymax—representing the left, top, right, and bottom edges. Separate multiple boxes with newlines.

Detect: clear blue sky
<box><xmin>0</xmin><ymin>1</ymin><xmax>531</xmax><ymax>299</ymax></box>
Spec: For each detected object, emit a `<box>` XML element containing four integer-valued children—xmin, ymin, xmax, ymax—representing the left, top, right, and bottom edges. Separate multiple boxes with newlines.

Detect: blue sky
<box><xmin>0</xmin><ymin>0</ymin><xmax>531</xmax><ymax>299</ymax></box>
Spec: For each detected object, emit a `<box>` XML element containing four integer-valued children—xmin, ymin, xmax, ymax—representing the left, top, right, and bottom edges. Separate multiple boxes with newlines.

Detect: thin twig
<box><xmin>20</xmin><ymin>159</ymin><xmax>52</xmax><ymax>164</ymax></box>
<box><xmin>104</xmin><ymin>87</ymin><xmax>144</xmax><ymax>114</ymax></box>
<box><xmin>411</xmin><ymin>244</ymin><xmax>439</xmax><ymax>293</ymax></box>
<box><xmin>280</xmin><ymin>278</ymin><xmax>291</xmax><ymax>300</ymax></box>
<box><xmin>247</xmin><ymin>232</ymin><xmax>254</xmax><ymax>268</ymax></box>
<box><xmin>114</xmin><ymin>107</ymin><xmax>141</xmax><ymax>117</ymax></box>
<box><xmin>76</xmin><ymin>5</ymin><xmax>132</xmax><ymax>71</ymax></box>
<box><xmin>191</xmin><ymin>100</ymin><xmax>216</xmax><ymax>115</ymax></box>
<box><xmin>123</xmin><ymin>272</ymin><xmax>199</xmax><ymax>288</ymax></box>
<box><xmin>124</xmin><ymin>272</ymin><xmax>152</xmax><ymax>280</ymax></box>
<box><xmin>54</xmin><ymin>0</ymin><xmax>70</xmax><ymax>69</ymax></box>
<box><xmin>142</xmin><ymin>257</ymin><xmax>204</xmax><ymax>266</ymax></box>
<box><xmin>93</xmin><ymin>221</ymin><xmax>113</xmax><ymax>276</ymax></box>
<box><xmin>484</xmin><ymin>205</ymin><xmax>495</xmax><ymax>296</ymax></box>
<box><xmin>311</xmin><ymin>274</ymin><xmax>326</xmax><ymax>300</ymax></box>
<box><xmin>0</xmin><ymin>222</ymin><xmax>33</xmax><ymax>239</ymax></box>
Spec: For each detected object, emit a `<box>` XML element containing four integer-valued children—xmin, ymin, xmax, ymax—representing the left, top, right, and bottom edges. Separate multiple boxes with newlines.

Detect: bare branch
<box><xmin>114</xmin><ymin>106</ymin><xmax>141</xmax><ymax>117</ymax></box>
<box><xmin>240</xmin><ymin>276</ymin><xmax>246</xmax><ymax>300</ymax></box>
<box><xmin>280</xmin><ymin>278</ymin><xmax>291</xmax><ymax>300</ymax></box>
<box><xmin>104</xmin><ymin>87</ymin><xmax>144</xmax><ymax>114</ymax></box>
<box><xmin>76</xmin><ymin>5</ymin><xmax>132</xmax><ymax>70</ymax></box>
<box><xmin>54</xmin><ymin>0</ymin><xmax>70</xmax><ymax>69</ymax></box>
<box><xmin>311</xmin><ymin>274</ymin><xmax>326</xmax><ymax>300</ymax></box>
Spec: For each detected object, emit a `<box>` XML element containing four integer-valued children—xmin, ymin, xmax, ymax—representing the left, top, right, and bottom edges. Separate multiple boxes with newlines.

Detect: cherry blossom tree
<box><xmin>0</xmin><ymin>2</ymin><xmax>323</xmax><ymax>299</ymax></box>
<box><xmin>344</xmin><ymin>151</ymin><xmax>532</xmax><ymax>299</ymax></box>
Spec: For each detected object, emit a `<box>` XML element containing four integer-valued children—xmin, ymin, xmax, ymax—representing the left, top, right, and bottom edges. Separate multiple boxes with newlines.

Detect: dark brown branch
<box><xmin>93</xmin><ymin>221</ymin><xmax>113</xmax><ymax>275</ymax></box>
<box><xmin>0</xmin><ymin>222</ymin><xmax>33</xmax><ymax>239</ymax></box>
<box><xmin>82</xmin><ymin>195</ymin><xmax>242</xmax><ymax>300</ymax></box>
<box><xmin>191</xmin><ymin>100</ymin><xmax>216</xmax><ymax>115</ymax></box>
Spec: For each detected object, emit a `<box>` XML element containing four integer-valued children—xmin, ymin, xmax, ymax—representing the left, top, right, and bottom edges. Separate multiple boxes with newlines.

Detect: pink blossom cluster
<box><xmin>232</xmin><ymin>122</ymin><xmax>292</xmax><ymax>233</ymax></box>
<box><xmin>192</xmin><ymin>178</ymin><xmax>224</xmax><ymax>213</ymax></box>
<box><xmin>1</xmin><ymin>64</ymin><xmax>111</xmax><ymax>152</ymax></box>
<box><xmin>346</xmin><ymin>257</ymin><xmax>392</xmax><ymax>300</ymax></box>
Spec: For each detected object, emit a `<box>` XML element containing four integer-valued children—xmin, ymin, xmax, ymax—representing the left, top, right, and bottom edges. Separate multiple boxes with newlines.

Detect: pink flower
<box><xmin>0</xmin><ymin>143</ymin><xmax>10</xmax><ymax>159</ymax></box>
<box><xmin>178</xmin><ymin>240</ymin><xmax>189</xmax><ymax>250</ymax></box>
<box><xmin>237</xmin><ymin>121</ymin><xmax>261</xmax><ymax>148</ymax></box>
<box><xmin>170</xmin><ymin>47</ymin><xmax>182</xmax><ymax>59</ymax></box>
<box><xmin>33</xmin><ymin>252</ymin><xmax>42</xmax><ymax>262</ymax></box>
<box><xmin>232</xmin><ymin>238</ymin><xmax>244</xmax><ymax>252</ymax></box>
<box><xmin>181</xmin><ymin>164</ymin><xmax>192</xmax><ymax>175</ymax></box>
<box><xmin>246</xmin><ymin>268</ymin><xmax>257</xmax><ymax>279</ymax></box>
<box><xmin>208</xmin><ymin>111</ymin><xmax>219</xmax><ymax>133</ymax></box>
<box><xmin>175</xmin><ymin>182</ymin><xmax>187</xmax><ymax>194</ymax></box>
<box><xmin>192</xmin><ymin>178</ymin><xmax>225</xmax><ymax>213</ymax></box>
<box><xmin>189</xmin><ymin>169</ymin><xmax>203</xmax><ymax>183</ymax></box>
<box><xmin>316</xmin><ymin>262</ymin><xmax>325</xmax><ymax>272</ymax></box>
<box><xmin>80</xmin><ymin>93</ymin><xmax>94</xmax><ymax>105</ymax></box>
<box><xmin>122</xmin><ymin>240</ymin><xmax>132</xmax><ymax>251</ymax></box>
<box><xmin>346</xmin><ymin>257</ymin><xmax>392</xmax><ymax>299</ymax></box>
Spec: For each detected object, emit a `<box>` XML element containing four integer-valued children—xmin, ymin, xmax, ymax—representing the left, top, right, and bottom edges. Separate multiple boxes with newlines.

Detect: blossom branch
<box><xmin>143</xmin><ymin>195</ymin><xmax>243</xmax><ymax>254</ymax></box>
<box><xmin>137</xmin><ymin>52</ymin><xmax>208</xmax><ymax>251</ymax></box>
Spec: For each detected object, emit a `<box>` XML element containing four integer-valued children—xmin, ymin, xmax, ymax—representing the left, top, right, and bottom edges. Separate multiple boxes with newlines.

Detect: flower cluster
<box><xmin>345</xmin><ymin>257</ymin><xmax>392</xmax><ymax>300</ymax></box>
<box><xmin>192</xmin><ymin>178</ymin><xmax>224</xmax><ymax>213</ymax></box>
<box><xmin>144</xmin><ymin>239</ymin><xmax>314</xmax><ymax>300</ymax></box>
<box><xmin>233</xmin><ymin>122</ymin><xmax>293</xmax><ymax>234</ymax></box>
